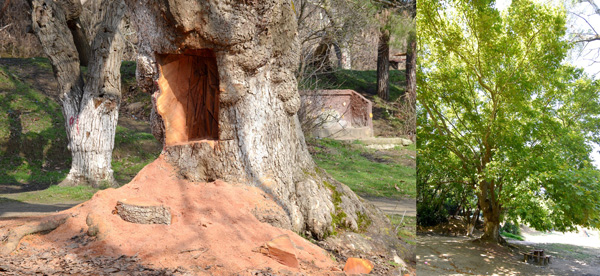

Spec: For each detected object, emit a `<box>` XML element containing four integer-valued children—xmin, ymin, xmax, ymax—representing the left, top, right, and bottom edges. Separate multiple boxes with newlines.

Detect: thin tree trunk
<box><xmin>31</xmin><ymin>0</ymin><xmax>125</xmax><ymax>187</ymax></box>
<box><xmin>333</xmin><ymin>40</ymin><xmax>352</xmax><ymax>70</ymax></box>
<box><xmin>405</xmin><ymin>29</ymin><xmax>416</xmax><ymax>102</ymax></box>
<box><xmin>467</xmin><ymin>207</ymin><xmax>479</xmax><ymax>237</ymax></box>
<box><xmin>377</xmin><ymin>29</ymin><xmax>390</xmax><ymax>101</ymax></box>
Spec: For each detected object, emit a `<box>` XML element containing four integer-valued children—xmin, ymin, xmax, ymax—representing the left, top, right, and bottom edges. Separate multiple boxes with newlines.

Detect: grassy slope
<box><xmin>306</xmin><ymin>69</ymin><xmax>415</xmax><ymax>199</ymax></box>
<box><xmin>326</xmin><ymin>70</ymin><xmax>406</xmax><ymax>102</ymax></box>
<box><xmin>310</xmin><ymin>138</ymin><xmax>415</xmax><ymax>199</ymax></box>
<box><xmin>307</xmin><ymin>70</ymin><xmax>406</xmax><ymax>137</ymax></box>
<box><xmin>0</xmin><ymin>67</ymin><xmax>69</xmax><ymax>187</ymax></box>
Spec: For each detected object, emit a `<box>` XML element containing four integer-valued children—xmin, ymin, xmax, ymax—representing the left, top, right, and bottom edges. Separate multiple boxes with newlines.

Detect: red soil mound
<box><xmin>6</xmin><ymin>157</ymin><xmax>339</xmax><ymax>275</ymax></box>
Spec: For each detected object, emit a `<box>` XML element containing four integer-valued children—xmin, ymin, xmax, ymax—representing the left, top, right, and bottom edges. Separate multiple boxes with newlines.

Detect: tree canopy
<box><xmin>418</xmin><ymin>0</ymin><xmax>600</xmax><ymax>241</ymax></box>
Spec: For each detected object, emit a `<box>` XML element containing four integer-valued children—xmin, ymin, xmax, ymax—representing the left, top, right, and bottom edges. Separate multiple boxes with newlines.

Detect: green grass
<box><xmin>389</xmin><ymin>214</ymin><xmax>416</xmax><ymax>245</ymax></box>
<box><xmin>500</xmin><ymin>232</ymin><xmax>525</xmax><ymax>241</ymax></box>
<box><xmin>112</xmin><ymin>126</ymin><xmax>161</xmax><ymax>184</ymax></box>
<box><xmin>119</xmin><ymin>60</ymin><xmax>152</xmax><ymax>119</ymax></box>
<box><xmin>2</xmin><ymin>185</ymin><xmax>98</xmax><ymax>203</ymax></box>
<box><xmin>28</xmin><ymin>57</ymin><xmax>52</xmax><ymax>70</ymax></box>
<box><xmin>0</xmin><ymin>66</ymin><xmax>70</xmax><ymax>187</ymax></box>
<box><xmin>310</xmin><ymin>138</ymin><xmax>415</xmax><ymax>198</ymax></box>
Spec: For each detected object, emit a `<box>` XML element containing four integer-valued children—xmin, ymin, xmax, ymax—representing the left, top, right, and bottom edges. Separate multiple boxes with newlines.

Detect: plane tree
<box><xmin>418</xmin><ymin>0</ymin><xmax>600</xmax><ymax>243</ymax></box>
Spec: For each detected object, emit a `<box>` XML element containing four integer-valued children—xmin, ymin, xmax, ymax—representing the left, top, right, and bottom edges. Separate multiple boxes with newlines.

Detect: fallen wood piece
<box><xmin>115</xmin><ymin>199</ymin><xmax>171</xmax><ymax>225</ymax></box>
<box><xmin>0</xmin><ymin>214</ymin><xmax>69</xmax><ymax>255</ymax></box>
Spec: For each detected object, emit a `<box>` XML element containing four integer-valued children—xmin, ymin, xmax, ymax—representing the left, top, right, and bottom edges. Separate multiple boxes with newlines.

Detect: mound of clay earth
<box><xmin>0</xmin><ymin>157</ymin><xmax>351</xmax><ymax>275</ymax></box>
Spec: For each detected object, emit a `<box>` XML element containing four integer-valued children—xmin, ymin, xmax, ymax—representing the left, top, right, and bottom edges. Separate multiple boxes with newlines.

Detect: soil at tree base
<box><xmin>0</xmin><ymin>157</ymin><xmax>343</xmax><ymax>275</ymax></box>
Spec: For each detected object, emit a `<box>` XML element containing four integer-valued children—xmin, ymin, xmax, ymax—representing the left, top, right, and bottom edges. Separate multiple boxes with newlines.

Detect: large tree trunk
<box><xmin>478</xmin><ymin>181</ymin><xmax>505</xmax><ymax>243</ymax></box>
<box><xmin>127</xmin><ymin>0</ymin><xmax>392</xmax><ymax>241</ymax></box>
<box><xmin>377</xmin><ymin>29</ymin><xmax>390</xmax><ymax>101</ymax></box>
<box><xmin>31</xmin><ymin>0</ymin><xmax>125</xmax><ymax>187</ymax></box>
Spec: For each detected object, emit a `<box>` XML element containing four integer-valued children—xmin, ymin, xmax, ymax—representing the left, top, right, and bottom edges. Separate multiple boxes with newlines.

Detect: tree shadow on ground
<box><xmin>0</xmin><ymin>67</ymin><xmax>70</xmax><ymax>194</ymax></box>
<box><xmin>0</xmin><ymin>197</ymin><xmax>76</xmax><ymax>217</ymax></box>
<box><xmin>417</xmin><ymin>234</ymin><xmax>600</xmax><ymax>276</ymax></box>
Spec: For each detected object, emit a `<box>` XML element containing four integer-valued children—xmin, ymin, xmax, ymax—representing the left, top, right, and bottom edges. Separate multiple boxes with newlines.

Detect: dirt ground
<box><xmin>417</xmin><ymin>233</ymin><xmax>600</xmax><ymax>276</ymax></box>
<box><xmin>0</xmin><ymin>157</ymin><xmax>341</xmax><ymax>275</ymax></box>
<box><xmin>364</xmin><ymin>197</ymin><xmax>415</xmax><ymax>216</ymax></box>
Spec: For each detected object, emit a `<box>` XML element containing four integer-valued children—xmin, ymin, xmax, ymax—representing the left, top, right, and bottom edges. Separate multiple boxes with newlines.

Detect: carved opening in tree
<box><xmin>156</xmin><ymin>50</ymin><xmax>220</xmax><ymax>145</ymax></box>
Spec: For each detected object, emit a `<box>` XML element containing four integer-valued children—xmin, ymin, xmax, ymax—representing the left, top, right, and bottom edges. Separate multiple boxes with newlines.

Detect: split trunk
<box><xmin>30</xmin><ymin>0</ymin><xmax>125</xmax><ymax>187</ymax></box>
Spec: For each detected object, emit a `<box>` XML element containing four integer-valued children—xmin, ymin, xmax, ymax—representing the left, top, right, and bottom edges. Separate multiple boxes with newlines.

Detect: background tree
<box><xmin>418</xmin><ymin>0</ymin><xmax>600</xmax><ymax>243</ymax></box>
<box><xmin>373</xmin><ymin>0</ymin><xmax>415</xmax><ymax>101</ymax></box>
<box><xmin>295</xmin><ymin>0</ymin><xmax>374</xmax><ymax>85</ymax></box>
<box><xmin>567</xmin><ymin>0</ymin><xmax>600</xmax><ymax>76</ymax></box>
<box><xmin>29</xmin><ymin>0</ymin><xmax>126</xmax><ymax>187</ymax></box>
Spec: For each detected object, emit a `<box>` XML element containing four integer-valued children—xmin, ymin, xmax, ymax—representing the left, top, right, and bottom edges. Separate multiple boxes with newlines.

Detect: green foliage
<box><xmin>418</xmin><ymin>0</ymin><xmax>600</xmax><ymax>231</ymax></box>
<box><xmin>417</xmin><ymin>200</ymin><xmax>448</xmax><ymax>227</ymax></box>
<box><xmin>501</xmin><ymin>221</ymin><xmax>522</xmax><ymax>236</ymax></box>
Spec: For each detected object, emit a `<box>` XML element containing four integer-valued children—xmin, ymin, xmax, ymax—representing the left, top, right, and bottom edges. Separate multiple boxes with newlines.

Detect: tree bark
<box><xmin>333</xmin><ymin>41</ymin><xmax>352</xmax><ymax>70</ymax></box>
<box><xmin>31</xmin><ymin>0</ymin><xmax>125</xmax><ymax>187</ymax></box>
<box><xmin>377</xmin><ymin>29</ymin><xmax>390</xmax><ymax>101</ymax></box>
<box><xmin>478</xmin><ymin>181</ymin><xmax>505</xmax><ymax>243</ymax></box>
<box><xmin>126</xmin><ymin>0</ymin><xmax>393</xmax><ymax>241</ymax></box>
<box><xmin>311</xmin><ymin>41</ymin><xmax>333</xmax><ymax>73</ymax></box>
<box><xmin>466</xmin><ymin>206</ymin><xmax>479</xmax><ymax>237</ymax></box>
<box><xmin>404</xmin><ymin>29</ymin><xmax>416</xmax><ymax>102</ymax></box>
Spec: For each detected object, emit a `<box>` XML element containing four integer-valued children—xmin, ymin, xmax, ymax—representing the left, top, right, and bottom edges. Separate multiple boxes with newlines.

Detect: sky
<box><xmin>563</xmin><ymin>1</ymin><xmax>600</xmax><ymax>167</ymax></box>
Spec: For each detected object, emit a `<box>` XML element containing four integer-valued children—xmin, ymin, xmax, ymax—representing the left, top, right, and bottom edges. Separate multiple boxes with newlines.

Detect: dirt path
<box><xmin>365</xmin><ymin>196</ymin><xmax>416</xmax><ymax>216</ymax></box>
<box><xmin>0</xmin><ymin>196</ymin><xmax>415</xmax><ymax>219</ymax></box>
<box><xmin>417</xmin><ymin>234</ymin><xmax>600</xmax><ymax>276</ymax></box>
<box><xmin>0</xmin><ymin>199</ymin><xmax>80</xmax><ymax>218</ymax></box>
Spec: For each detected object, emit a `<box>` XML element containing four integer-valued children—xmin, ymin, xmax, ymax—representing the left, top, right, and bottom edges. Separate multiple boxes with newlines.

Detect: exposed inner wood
<box><xmin>156</xmin><ymin>51</ymin><xmax>220</xmax><ymax>145</ymax></box>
